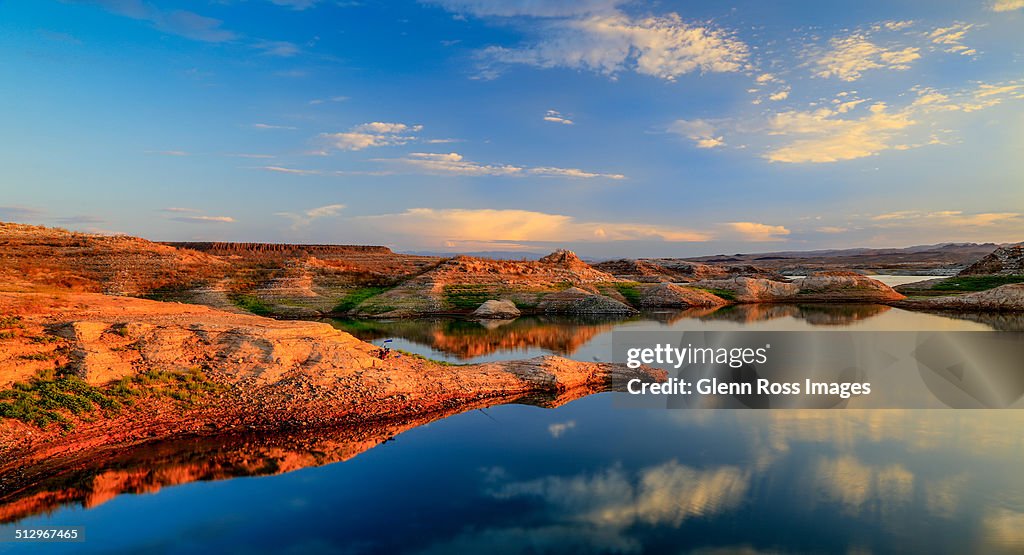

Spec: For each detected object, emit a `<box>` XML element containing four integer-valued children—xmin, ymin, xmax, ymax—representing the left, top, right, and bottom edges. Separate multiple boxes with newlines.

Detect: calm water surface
<box><xmin>3</xmin><ymin>293</ymin><xmax>1024</xmax><ymax>554</ymax></box>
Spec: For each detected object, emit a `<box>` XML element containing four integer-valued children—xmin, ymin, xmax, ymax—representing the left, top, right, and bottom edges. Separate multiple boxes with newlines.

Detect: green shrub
<box><xmin>931</xmin><ymin>275</ymin><xmax>1024</xmax><ymax>292</ymax></box>
<box><xmin>443</xmin><ymin>284</ymin><xmax>493</xmax><ymax>310</ymax></box>
<box><xmin>332</xmin><ymin>286</ymin><xmax>389</xmax><ymax>313</ymax></box>
<box><xmin>231</xmin><ymin>294</ymin><xmax>273</xmax><ymax>316</ymax></box>
<box><xmin>614</xmin><ymin>283</ymin><xmax>642</xmax><ymax>307</ymax></box>
<box><xmin>695</xmin><ymin>287</ymin><xmax>737</xmax><ymax>301</ymax></box>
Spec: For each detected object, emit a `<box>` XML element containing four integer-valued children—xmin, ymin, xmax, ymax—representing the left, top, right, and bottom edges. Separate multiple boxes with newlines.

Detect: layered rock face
<box><xmin>592</xmin><ymin>258</ymin><xmax>785</xmax><ymax>283</ymax></box>
<box><xmin>958</xmin><ymin>244</ymin><xmax>1024</xmax><ymax>276</ymax></box>
<box><xmin>0</xmin><ymin>222</ymin><xmax>229</xmax><ymax>295</ymax></box>
<box><xmin>536</xmin><ymin>287</ymin><xmax>637</xmax><ymax>314</ymax></box>
<box><xmin>0</xmin><ymin>292</ymin><xmax>664</xmax><ymax>456</ymax></box>
<box><xmin>794</xmin><ymin>271</ymin><xmax>905</xmax><ymax>302</ymax></box>
<box><xmin>897</xmin><ymin>284</ymin><xmax>1024</xmax><ymax>311</ymax></box>
<box><xmin>471</xmin><ymin>299</ymin><xmax>521</xmax><ymax>319</ymax></box>
<box><xmin>351</xmin><ymin>251</ymin><xmax>625</xmax><ymax>317</ymax></box>
<box><xmin>690</xmin><ymin>277</ymin><xmax>801</xmax><ymax>303</ymax></box>
<box><xmin>636</xmin><ymin>283</ymin><xmax>729</xmax><ymax>308</ymax></box>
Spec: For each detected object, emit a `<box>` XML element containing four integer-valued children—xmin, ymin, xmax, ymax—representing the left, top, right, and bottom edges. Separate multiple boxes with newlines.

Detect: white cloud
<box><xmin>870</xmin><ymin>210</ymin><xmax>1020</xmax><ymax>227</ymax></box>
<box><xmin>480</xmin><ymin>12</ymin><xmax>749</xmax><ymax>81</ymax></box>
<box><xmin>530</xmin><ymin>167</ymin><xmax>625</xmax><ymax>179</ymax></box>
<box><xmin>380</xmin><ymin>152</ymin><xmax>625</xmax><ymax>179</ymax></box>
<box><xmin>260</xmin><ymin>165</ymin><xmax>323</xmax><ymax>175</ymax></box>
<box><xmin>268</xmin><ymin>0</ymin><xmax>321</xmax><ymax>10</ymax></box>
<box><xmin>358</xmin><ymin>208</ymin><xmax>712</xmax><ymax>244</ymax></box>
<box><xmin>726</xmin><ymin>222</ymin><xmax>791</xmax><ymax>241</ymax></box>
<box><xmin>813</xmin><ymin>33</ymin><xmax>920</xmax><ymax>81</ymax></box>
<box><xmin>671</xmin><ymin>79</ymin><xmax>1023</xmax><ymax>164</ymax></box>
<box><xmin>668</xmin><ymin>119</ymin><xmax>725</xmax><ymax>149</ymax></box>
<box><xmin>768</xmin><ymin>88</ymin><xmax>790</xmax><ymax>101</ymax></box>
<box><xmin>318</xmin><ymin>122</ymin><xmax>423</xmax><ymax>151</ymax></box>
<box><xmin>764</xmin><ymin>102</ymin><xmax>916</xmax><ymax>163</ymax></box>
<box><xmin>308</xmin><ymin>96</ymin><xmax>349</xmax><ymax>105</ymax></box>
<box><xmin>548</xmin><ymin>420</ymin><xmax>576</xmax><ymax>438</ymax></box>
<box><xmin>251</xmin><ymin>123</ymin><xmax>297</xmax><ymax>130</ymax></box>
<box><xmin>386</xmin><ymin>152</ymin><xmax>522</xmax><ymax>176</ymax></box>
<box><xmin>170</xmin><ymin>215</ymin><xmax>235</xmax><ymax>224</ymax></box>
<box><xmin>991</xmin><ymin>0</ymin><xmax>1024</xmax><ymax>11</ymax></box>
<box><xmin>543</xmin><ymin>109</ymin><xmax>574</xmax><ymax>125</ymax></box>
<box><xmin>927</xmin><ymin>23</ymin><xmax>976</xmax><ymax>56</ymax></box>
<box><xmin>252</xmin><ymin>40</ymin><xmax>301</xmax><ymax>57</ymax></box>
<box><xmin>86</xmin><ymin>0</ymin><xmax>237</xmax><ymax>42</ymax></box>
<box><xmin>882</xmin><ymin>20</ymin><xmax>915</xmax><ymax>31</ymax></box>
<box><xmin>425</xmin><ymin>0</ymin><xmax>622</xmax><ymax>18</ymax></box>
<box><xmin>275</xmin><ymin>203</ymin><xmax>345</xmax><ymax>229</ymax></box>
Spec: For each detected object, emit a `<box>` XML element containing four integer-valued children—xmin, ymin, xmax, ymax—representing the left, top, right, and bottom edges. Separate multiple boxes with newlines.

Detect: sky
<box><xmin>0</xmin><ymin>0</ymin><xmax>1022</xmax><ymax>257</ymax></box>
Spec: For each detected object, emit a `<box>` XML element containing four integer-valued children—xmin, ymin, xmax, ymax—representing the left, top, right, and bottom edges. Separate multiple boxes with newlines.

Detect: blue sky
<box><xmin>1</xmin><ymin>0</ymin><xmax>1022</xmax><ymax>257</ymax></box>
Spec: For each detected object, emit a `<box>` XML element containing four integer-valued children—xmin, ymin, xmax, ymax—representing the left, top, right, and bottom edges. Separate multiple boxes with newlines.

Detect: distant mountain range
<box><xmin>684</xmin><ymin>242</ymin><xmax>1003</xmax><ymax>275</ymax></box>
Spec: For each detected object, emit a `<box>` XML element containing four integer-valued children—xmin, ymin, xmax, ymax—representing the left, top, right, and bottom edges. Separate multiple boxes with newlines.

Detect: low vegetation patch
<box><xmin>614</xmin><ymin>283</ymin><xmax>643</xmax><ymax>307</ymax></box>
<box><xmin>931</xmin><ymin>275</ymin><xmax>1024</xmax><ymax>292</ymax></box>
<box><xmin>394</xmin><ymin>349</ymin><xmax>464</xmax><ymax>366</ymax></box>
<box><xmin>332</xmin><ymin>286</ymin><xmax>389</xmax><ymax>313</ymax></box>
<box><xmin>695</xmin><ymin>287</ymin><xmax>737</xmax><ymax>301</ymax></box>
<box><xmin>0</xmin><ymin>367</ymin><xmax>223</xmax><ymax>431</ymax></box>
<box><xmin>443</xmin><ymin>284</ymin><xmax>494</xmax><ymax>310</ymax></box>
<box><xmin>230</xmin><ymin>294</ymin><xmax>274</xmax><ymax>316</ymax></box>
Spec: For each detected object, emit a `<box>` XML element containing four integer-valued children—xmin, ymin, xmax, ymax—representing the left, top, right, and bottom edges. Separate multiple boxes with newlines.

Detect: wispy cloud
<box><xmin>251</xmin><ymin>123</ymin><xmax>298</xmax><ymax>130</ymax></box>
<box><xmin>725</xmin><ymin>222</ymin><xmax>791</xmax><ymax>242</ymax></box>
<box><xmin>259</xmin><ymin>165</ymin><xmax>324</xmax><ymax>175</ymax></box>
<box><xmin>424</xmin><ymin>0</ymin><xmax>622</xmax><ymax>18</ymax></box>
<box><xmin>170</xmin><ymin>215</ymin><xmax>235</xmax><ymax>224</ymax></box>
<box><xmin>275</xmin><ymin>203</ymin><xmax>345</xmax><ymax>229</ymax></box>
<box><xmin>668</xmin><ymin>119</ymin><xmax>725</xmax><ymax>149</ymax></box>
<box><xmin>474</xmin><ymin>11</ymin><xmax>749</xmax><ymax>81</ymax></box>
<box><xmin>991</xmin><ymin>0</ymin><xmax>1024</xmax><ymax>11</ymax></box>
<box><xmin>675</xmin><ymin>78</ymin><xmax>1024</xmax><ymax>164</ymax></box>
<box><xmin>811</xmin><ymin>32</ymin><xmax>920</xmax><ymax>81</ymax></box>
<box><xmin>0</xmin><ymin>206</ymin><xmax>43</xmax><ymax>221</ymax></box>
<box><xmin>308</xmin><ymin>96</ymin><xmax>349</xmax><ymax>105</ymax></box>
<box><xmin>160</xmin><ymin>207</ymin><xmax>199</xmax><ymax>213</ymax></box>
<box><xmin>379</xmin><ymin>152</ymin><xmax>625</xmax><ymax>179</ymax></box>
<box><xmin>146</xmin><ymin>149</ymin><xmax>189</xmax><ymax>156</ymax></box>
<box><xmin>54</xmin><ymin>215</ymin><xmax>105</xmax><ymax>225</ymax></box>
<box><xmin>926</xmin><ymin>23</ymin><xmax>976</xmax><ymax>57</ymax></box>
<box><xmin>317</xmin><ymin>122</ymin><xmax>423</xmax><ymax>152</ymax></box>
<box><xmin>268</xmin><ymin>0</ymin><xmax>322</xmax><ymax>9</ymax></box>
<box><xmin>78</xmin><ymin>0</ymin><xmax>237</xmax><ymax>42</ymax></box>
<box><xmin>252</xmin><ymin>40</ymin><xmax>302</xmax><ymax>57</ymax></box>
<box><xmin>548</xmin><ymin>420</ymin><xmax>576</xmax><ymax>438</ymax></box>
<box><xmin>543</xmin><ymin>110</ymin><xmax>574</xmax><ymax>125</ymax></box>
<box><xmin>358</xmin><ymin>207</ymin><xmax>711</xmax><ymax>245</ymax></box>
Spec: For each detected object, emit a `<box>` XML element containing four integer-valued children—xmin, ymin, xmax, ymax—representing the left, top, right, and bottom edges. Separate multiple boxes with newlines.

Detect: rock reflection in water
<box><xmin>331</xmin><ymin>305</ymin><xmax>897</xmax><ymax>359</ymax></box>
<box><xmin>0</xmin><ymin>386</ymin><xmax>600</xmax><ymax>525</ymax></box>
<box><xmin>330</xmin><ymin>315</ymin><xmax>625</xmax><ymax>359</ymax></box>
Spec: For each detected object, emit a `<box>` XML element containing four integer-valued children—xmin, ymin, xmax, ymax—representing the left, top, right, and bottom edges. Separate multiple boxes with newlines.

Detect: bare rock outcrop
<box><xmin>896</xmin><ymin>284</ymin><xmax>1024</xmax><ymax>312</ymax></box>
<box><xmin>537</xmin><ymin>287</ymin><xmax>637</xmax><ymax>314</ymax></box>
<box><xmin>958</xmin><ymin>243</ymin><xmax>1024</xmax><ymax>276</ymax></box>
<box><xmin>689</xmin><ymin>277</ymin><xmax>800</xmax><ymax>303</ymax></box>
<box><xmin>637</xmin><ymin>283</ymin><xmax>729</xmax><ymax>308</ymax></box>
<box><xmin>471</xmin><ymin>299</ymin><xmax>521</xmax><ymax>319</ymax></box>
<box><xmin>794</xmin><ymin>271</ymin><xmax>905</xmax><ymax>302</ymax></box>
<box><xmin>590</xmin><ymin>259</ymin><xmax>679</xmax><ymax>282</ymax></box>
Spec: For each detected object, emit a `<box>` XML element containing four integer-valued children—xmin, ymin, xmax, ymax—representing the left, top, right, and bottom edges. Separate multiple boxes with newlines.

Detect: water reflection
<box><xmin>330</xmin><ymin>304</ymin><xmax>920</xmax><ymax>362</ymax></box>
<box><xmin>0</xmin><ymin>387</ymin><xmax>598</xmax><ymax>525</ymax></box>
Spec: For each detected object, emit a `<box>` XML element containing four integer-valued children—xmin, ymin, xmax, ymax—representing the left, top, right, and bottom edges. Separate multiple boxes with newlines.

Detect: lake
<box><xmin>3</xmin><ymin>295</ymin><xmax>1024</xmax><ymax>554</ymax></box>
